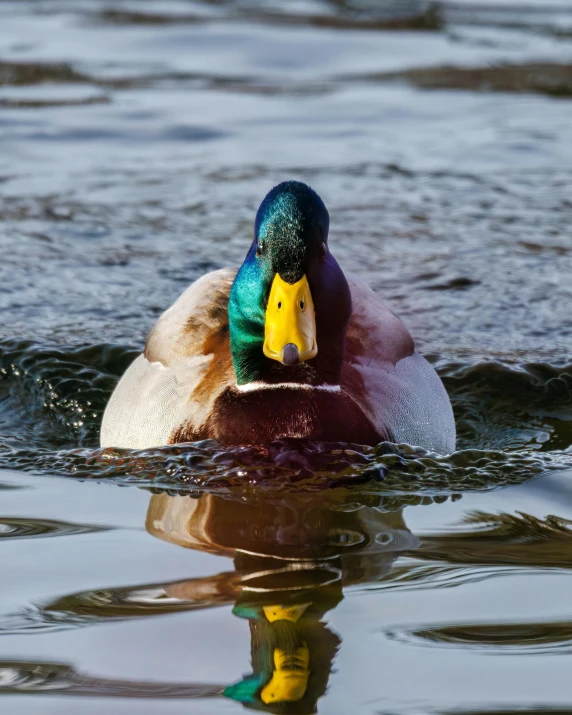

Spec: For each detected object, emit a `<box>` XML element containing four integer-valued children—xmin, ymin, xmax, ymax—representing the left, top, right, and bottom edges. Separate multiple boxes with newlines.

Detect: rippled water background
<box><xmin>2</xmin><ymin>1</ymin><xmax>572</xmax><ymax>713</ymax></box>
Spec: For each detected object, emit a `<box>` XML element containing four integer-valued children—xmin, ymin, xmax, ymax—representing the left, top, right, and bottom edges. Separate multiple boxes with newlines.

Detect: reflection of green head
<box><xmin>224</xmin><ymin>578</ymin><xmax>342</xmax><ymax>714</ymax></box>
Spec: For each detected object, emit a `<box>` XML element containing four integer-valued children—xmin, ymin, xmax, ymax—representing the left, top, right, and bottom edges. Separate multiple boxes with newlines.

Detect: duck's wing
<box><xmin>100</xmin><ymin>268</ymin><xmax>237</xmax><ymax>449</ymax></box>
<box><xmin>342</xmin><ymin>278</ymin><xmax>456</xmax><ymax>454</ymax></box>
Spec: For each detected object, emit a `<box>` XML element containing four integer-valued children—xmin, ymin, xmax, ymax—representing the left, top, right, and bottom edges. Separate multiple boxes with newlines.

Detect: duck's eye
<box><xmin>299</xmin><ymin>300</ymin><xmax>305</xmax><ymax>311</ymax></box>
<box><xmin>319</xmin><ymin>241</ymin><xmax>327</xmax><ymax>257</ymax></box>
<box><xmin>278</xmin><ymin>301</ymin><xmax>282</xmax><ymax>309</ymax></box>
<box><xmin>256</xmin><ymin>241</ymin><xmax>265</xmax><ymax>256</ymax></box>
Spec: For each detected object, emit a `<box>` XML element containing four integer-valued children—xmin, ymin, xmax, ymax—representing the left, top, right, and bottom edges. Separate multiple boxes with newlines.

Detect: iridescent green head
<box><xmin>228</xmin><ymin>181</ymin><xmax>351</xmax><ymax>385</ymax></box>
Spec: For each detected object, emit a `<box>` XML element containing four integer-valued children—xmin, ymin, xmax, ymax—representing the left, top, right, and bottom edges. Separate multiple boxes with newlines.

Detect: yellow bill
<box><xmin>263</xmin><ymin>274</ymin><xmax>318</xmax><ymax>365</ymax></box>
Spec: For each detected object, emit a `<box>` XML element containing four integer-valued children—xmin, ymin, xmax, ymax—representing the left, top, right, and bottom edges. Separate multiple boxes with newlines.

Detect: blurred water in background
<box><xmin>1</xmin><ymin>1</ymin><xmax>572</xmax><ymax>713</ymax></box>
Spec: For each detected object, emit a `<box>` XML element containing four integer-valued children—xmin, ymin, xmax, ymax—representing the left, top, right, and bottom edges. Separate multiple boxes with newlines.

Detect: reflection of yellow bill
<box><xmin>261</xmin><ymin>645</ymin><xmax>311</xmax><ymax>704</ymax></box>
<box><xmin>263</xmin><ymin>274</ymin><xmax>317</xmax><ymax>364</ymax></box>
<box><xmin>263</xmin><ymin>603</ymin><xmax>311</xmax><ymax>623</ymax></box>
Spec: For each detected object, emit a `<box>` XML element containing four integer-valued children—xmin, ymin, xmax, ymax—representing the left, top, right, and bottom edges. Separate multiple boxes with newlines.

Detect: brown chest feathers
<box><xmin>172</xmin><ymin>385</ymin><xmax>386</xmax><ymax>446</ymax></box>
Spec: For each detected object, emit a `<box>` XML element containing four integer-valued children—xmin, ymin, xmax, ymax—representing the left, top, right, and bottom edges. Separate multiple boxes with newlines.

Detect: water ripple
<box><xmin>0</xmin><ymin>440</ymin><xmax>568</xmax><ymax>496</ymax></box>
<box><xmin>357</xmin><ymin>563</ymin><xmax>529</xmax><ymax>594</ymax></box>
<box><xmin>4</xmin><ymin>511</ymin><xmax>572</xmax><ymax>639</ymax></box>
<box><xmin>0</xmin><ymin>660</ymin><xmax>224</xmax><ymax>698</ymax></box>
<box><xmin>0</xmin><ymin>577</ymin><xmax>235</xmax><ymax>636</ymax></box>
<box><xmin>0</xmin><ymin>517</ymin><xmax>111</xmax><ymax>540</ymax></box>
<box><xmin>386</xmin><ymin>620</ymin><xmax>572</xmax><ymax>655</ymax></box>
<box><xmin>355</xmin><ymin>63</ymin><xmax>572</xmax><ymax>98</ymax></box>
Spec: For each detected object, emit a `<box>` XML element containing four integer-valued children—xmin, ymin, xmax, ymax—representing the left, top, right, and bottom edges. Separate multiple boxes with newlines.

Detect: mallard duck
<box><xmin>101</xmin><ymin>181</ymin><xmax>455</xmax><ymax>453</ymax></box>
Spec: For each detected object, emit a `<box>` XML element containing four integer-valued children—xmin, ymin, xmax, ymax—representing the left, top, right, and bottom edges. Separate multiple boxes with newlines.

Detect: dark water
<box><xmin>1</xmin><ymin>1</ymin><xmax>572</xmax><ymax>712</ymax></box>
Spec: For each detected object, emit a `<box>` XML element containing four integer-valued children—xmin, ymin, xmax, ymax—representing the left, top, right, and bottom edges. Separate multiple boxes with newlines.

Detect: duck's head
<box><xmin>229</xmin><ymin>181</ymin><xmax>352</xmax><ymax>385</ymax></box>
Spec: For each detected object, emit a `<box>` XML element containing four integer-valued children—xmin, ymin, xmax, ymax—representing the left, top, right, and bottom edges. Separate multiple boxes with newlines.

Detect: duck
<box><xmin>100</xmin><ymin>180</ymin><xmax>455</xmax><ymax>453</ymax></box>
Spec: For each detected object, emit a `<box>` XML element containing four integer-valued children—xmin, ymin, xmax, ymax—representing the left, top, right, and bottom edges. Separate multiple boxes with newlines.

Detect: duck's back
<box><xmin>100</xmin><ymin>269</ymin><xmax>455</xmax><ymax>453</ymax></box>
<box><xmin>341</xmin><ymin>279</ymin><xmax>455</xmax><ymax>454</ymax></box>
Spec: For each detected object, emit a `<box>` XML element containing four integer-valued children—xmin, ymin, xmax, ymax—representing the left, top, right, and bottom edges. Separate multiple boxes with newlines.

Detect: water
<box><xmin>1</xmin><ymin>1</ymin><xmax>572</xmax><ymax>712</ymax></box>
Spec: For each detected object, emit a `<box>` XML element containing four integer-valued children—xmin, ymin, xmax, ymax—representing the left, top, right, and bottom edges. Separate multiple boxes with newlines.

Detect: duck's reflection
<box><xmin>6</xmin><ymin>492</ymin><xmax>572</xmax><ymax>706</ymax></box>
<box><xmin>146</xmin><ymin>491</ymin><xmax>418</xmax><ymax>712</ymax></box>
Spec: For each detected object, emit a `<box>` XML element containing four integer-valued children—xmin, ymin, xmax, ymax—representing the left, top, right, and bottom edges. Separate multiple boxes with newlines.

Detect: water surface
<box><xmin>1</xmin><ymin>1</ymin><xmax>572</xmax><ymax>713</ymax></box>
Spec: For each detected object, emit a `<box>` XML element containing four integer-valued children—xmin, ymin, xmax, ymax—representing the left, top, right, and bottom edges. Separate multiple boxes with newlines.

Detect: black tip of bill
<box><xmin>281</xmin><ymin>343</ymin><xmax>301</xmax><ymax>366</ymax></box>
